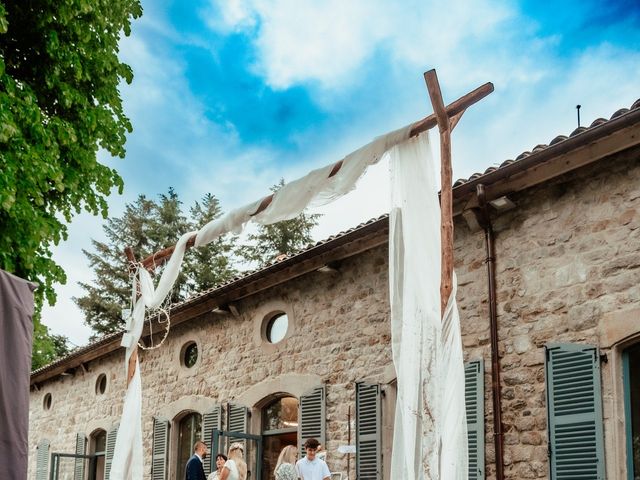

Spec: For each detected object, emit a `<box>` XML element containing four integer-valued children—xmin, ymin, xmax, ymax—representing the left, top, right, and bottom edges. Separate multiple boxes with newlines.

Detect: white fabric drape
<box><xmin>110</xmin><ymin>124</ymin><xmax>413</xmax><ymax>478</ymax></box>
<box><xmin>388</xmin><ymin>135</ymin><xmax>467</xmax><ymax>479</ymax></box>
<box><xmin>110</xmin><ymin>125</ymin><xmax>467</xmax><ymax>479</ymax></box>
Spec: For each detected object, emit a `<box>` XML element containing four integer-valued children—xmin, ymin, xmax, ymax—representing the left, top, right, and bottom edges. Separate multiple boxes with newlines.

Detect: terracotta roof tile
<box><xmin>452</xmin><ymin>98</ymin><xmax>640</xmax><ymax>186</ymax></box>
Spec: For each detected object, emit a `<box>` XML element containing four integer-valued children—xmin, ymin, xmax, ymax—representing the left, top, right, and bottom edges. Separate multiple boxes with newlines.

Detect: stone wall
<box><xmin>455</xmin><ymin>150</ymin><xmax>640</xmax><ymax>479</ymax></box>
<box><xmin>29</xmin><ymin>149</ymin><xmax>640</xmax><ymax>479</ymax></box>
<box><xmin>29</xmin><ymin>242</ymin><xmax>395</xmax><ymax>479</ymax></box>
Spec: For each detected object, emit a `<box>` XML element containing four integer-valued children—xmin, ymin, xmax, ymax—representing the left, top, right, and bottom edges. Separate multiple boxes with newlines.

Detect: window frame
<box><xmin>174</xmin><ymin>411</ymin><xmax>203</xmax><ymax>480</ymax></box>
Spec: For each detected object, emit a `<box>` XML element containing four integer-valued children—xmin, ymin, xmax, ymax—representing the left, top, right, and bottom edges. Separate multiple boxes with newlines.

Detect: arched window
<box><xmin>176</xmin><ymin>412</ymin><xmax>202</xmax><ymax>480</ymax></box>
<box><xmin>90</xmin><ymin>429</ymin><xmax>107</xmax><ymax>480</ymax></box>
<box><xmin>262</xmin><ymin>396</ymin><xmax>299</xmax><ymax>476</ymax></box>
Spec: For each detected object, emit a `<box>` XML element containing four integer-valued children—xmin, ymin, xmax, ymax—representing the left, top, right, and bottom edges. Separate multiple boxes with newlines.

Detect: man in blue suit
<box><xmin>185</xmin><ymin>440</ymin><xmax>208</xmax><ymax>480</ymax></box>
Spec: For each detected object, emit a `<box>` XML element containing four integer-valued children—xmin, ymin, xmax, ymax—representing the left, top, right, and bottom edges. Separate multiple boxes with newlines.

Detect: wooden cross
<box><xmin>422</xmin><ymin>69</ymin><xmax>494</xmax><ymax>316</ymax></box>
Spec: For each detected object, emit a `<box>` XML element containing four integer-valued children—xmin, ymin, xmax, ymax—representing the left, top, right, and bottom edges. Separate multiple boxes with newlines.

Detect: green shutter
<box><xmin>545</xmin><ymin>343</ymin><xmax>605</xmax><ymax>479</ymax></box>
<box><xmin>465</xmin><ymin>360</ymin><xmax>485</xmax><ymax>480</ymax></box>
<box><xmin>151</xmin><ymin>418</ymin><xmax>169</xmax><ymax>480</ymax></box>
<box><xmin>35</xmin><ymin>440</ymin><xmax>50</xmax><ymax>480</ymax></box>
<box><xmin>203</xmin><ymin>406</ymin><xmax>222</xmax><ymax>473</ymax></box>
<box><xmin>74</xmin><ymin>433</ymin><xmax>87</xmax><ymax>480</ymax></box>
<box><xmin>356</xmin><ymin>382</ymin><xmax>382</xmax><ymax>479</ymax></box>
<box><xmin>104</xmin><ymin>424</ymin><xmax>119</xmax><ymax>480</ymax></box>
<box><xmin>227</xmin><ymin>404</ymin><xmax>248</xmax><ymax>452</ymax></box>
<box><xmin>299</xmin><ymin>385</ymin><xmax>326</xmax><ymax>456</ymax></box>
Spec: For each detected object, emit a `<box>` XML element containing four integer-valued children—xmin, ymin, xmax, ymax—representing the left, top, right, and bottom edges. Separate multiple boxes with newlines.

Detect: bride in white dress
<box><xmin>219</xmin><ymin>443</ymin><xmax>247</xmax><ymax>480</ymax></box>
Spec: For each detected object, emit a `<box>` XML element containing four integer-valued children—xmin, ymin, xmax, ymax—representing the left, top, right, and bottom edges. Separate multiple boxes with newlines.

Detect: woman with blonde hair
<box><xmin>219</xmin><ymin>443</ymin><xmax>247</xmax><ymax>480</ymax></box>
<box><xmin>274</xmin><ymin>445</ymin><xmax>298</xmax><ymax>480</ymax></box>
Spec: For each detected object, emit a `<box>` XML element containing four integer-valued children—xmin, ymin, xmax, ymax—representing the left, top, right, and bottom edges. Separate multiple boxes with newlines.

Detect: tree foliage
<box><xmin>75</xmin><ymin>189</ymin><xmax>238</xmax><ymax>337</ymax></box>
<box><xmin>78</xmin><ymin>184</ymin><xmax>321</xmax><ymax>337</ymax></box>
<box><xmin>0</xmin><ymin>0</ymin><xmax>142</xmax><ymax>367</ymax></box>
<box><xmin>237</xmin><ymin>179</ymin><xmax>321</xmax><ymax>267</ymax></box>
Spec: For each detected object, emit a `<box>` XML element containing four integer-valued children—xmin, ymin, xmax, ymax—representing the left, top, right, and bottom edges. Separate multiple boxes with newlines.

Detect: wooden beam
<box><xmin>409</xmin><ymin>82</ymin><xmax>492</xmax><ymax>136</ymax></box>
<box><xmin>424</xmin><ymin>69</ymin><xmax>454</xmax><ymax>317</ymax></box>
<box><xmin>124</xmin><ymin>247</ymin><xmax>139</xmax><ymax>387</ymax></box>
<box><xmin>134</xmin><ymin>81</ymin><xmax>493</xmax><ymax>272</ymax></box>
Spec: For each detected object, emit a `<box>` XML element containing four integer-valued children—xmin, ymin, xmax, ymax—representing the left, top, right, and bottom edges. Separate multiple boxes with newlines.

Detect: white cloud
<box><xmin>206</xmin><ymin>0</ymin><xmax>515</xmax><ymax>90</ymax></box>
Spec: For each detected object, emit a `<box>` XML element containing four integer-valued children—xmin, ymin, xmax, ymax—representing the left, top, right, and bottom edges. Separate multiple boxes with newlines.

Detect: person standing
<box><xmin>186</xmin><ymin>441</ymin><xmax>208</xmax><ymax>480</ymax></box>
<box><xmin>220</xmin><ymin>443</ymin><xmax>247</xmax><ymax>480</ymax></box>
<box><xmin>296</xmin><ymin>438</ymin><xmax>331</xmax><ymax>480</ymax></box>
<box><xmin>274</xmin><ymin>445</ymin><xmax>298</xmax><ymax>480</ymax></box>
<box><xmin>208</xmin><ymin>453</ymin><xmax>228</xmax><ymax>480</ymax></box>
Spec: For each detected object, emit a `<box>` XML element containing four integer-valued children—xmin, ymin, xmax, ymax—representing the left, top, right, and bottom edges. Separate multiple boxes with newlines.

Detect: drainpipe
<box><xmin>476</xmin><ymin>184</ymin><xmax>505</xmax><ymax>480</ymax></box>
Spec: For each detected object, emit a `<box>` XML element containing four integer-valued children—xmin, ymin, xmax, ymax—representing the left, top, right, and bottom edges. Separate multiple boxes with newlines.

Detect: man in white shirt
<box><xmin>296</xmin><ymin>438</ymin><xmax>331</xmax><ymax>480</ymax></box>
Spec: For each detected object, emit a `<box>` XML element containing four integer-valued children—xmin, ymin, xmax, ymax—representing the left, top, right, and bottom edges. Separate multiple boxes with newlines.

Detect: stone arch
<box><xmin>235</xmin><ymin>373</ymin><xmax>322</xmax><ymax>409</ymax></box>
<box><xmin>156</xmin><ymin>395</ymin><xmax>218</xmax><ymax>421</ymax></box>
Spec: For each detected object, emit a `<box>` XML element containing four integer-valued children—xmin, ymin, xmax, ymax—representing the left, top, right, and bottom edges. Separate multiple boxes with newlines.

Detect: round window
<box><xmin>266</xmin><ymin>313</ymin><xmax>288</xmax><ymax>344</ymax></box>
<box><xmin>43</xmin><ymin>393</ymin><xmax>52</xmax><ymax>411</ymax></box>
<box><xmin>182</xmin><ymin>342</ymin><xmax>198</xmax><ymax>368</ymax></box>
<box><xmin>95</xmin><ymin>373</ymin><xmax>107</xmax><ymax>395</ymax></box>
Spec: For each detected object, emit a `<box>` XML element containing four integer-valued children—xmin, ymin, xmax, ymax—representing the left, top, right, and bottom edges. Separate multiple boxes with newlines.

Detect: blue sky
<box><xmin>44</xmin><ymin>0</ymin><xmax>640</xmax><ymax>345</ymax></box>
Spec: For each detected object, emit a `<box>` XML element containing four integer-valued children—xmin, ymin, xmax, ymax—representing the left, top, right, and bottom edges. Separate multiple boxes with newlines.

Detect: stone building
<box><xmin>29</xmin><ymin>99</ymin><xmax>640</xmax><ymax>480</ymax></box>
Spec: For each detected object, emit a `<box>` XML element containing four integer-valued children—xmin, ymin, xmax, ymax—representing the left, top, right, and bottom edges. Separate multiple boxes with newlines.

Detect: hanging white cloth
<box><xmin>388</xmin><ymin>134</ymin><xmax>467</xmax><ymax>479</ymax></box>
<box><xmin>110</xmin><ymin>124</ymin><xmax>467</xmax><ymax>479</ymax></box>
<box><xmin>110</xmin><ymin>123</ymin><xmax>413</xmax><ymax>479</ymax></box>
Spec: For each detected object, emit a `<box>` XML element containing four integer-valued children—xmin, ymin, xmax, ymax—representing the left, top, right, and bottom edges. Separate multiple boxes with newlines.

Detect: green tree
<box><xmin>0</xmin><ymin>0</ymin><xmax>142</xmax><ymax>367</ymax></box>
<box><xmin>75</xmin><ymin>194</ymin><xmax>155</xmax><ymax>337</ymax></box>
<box><xmin>238</xmin><ymin>179</ymin><xmax>321</xmax><ymax>266</ymax></box>
<box><xmin>32</xmin><ymin>323</ymin><xmax>71</xmax><ymax>371</ymax></box>
<box><xmin>76</xmin><ymin>189</ymin><xmax>237</xmax><ymax>337</ymax></box>
<box><xmin>183</xmin><ymin>193</ymin><xmax>238</xmax><ymax>293</ymax></box>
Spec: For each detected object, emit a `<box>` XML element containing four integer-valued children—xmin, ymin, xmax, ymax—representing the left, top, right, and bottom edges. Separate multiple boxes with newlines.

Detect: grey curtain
<box><xmin>0</xmin><ymin>269</ymin><xmax>36</xmax><ymax>479</ymax></box>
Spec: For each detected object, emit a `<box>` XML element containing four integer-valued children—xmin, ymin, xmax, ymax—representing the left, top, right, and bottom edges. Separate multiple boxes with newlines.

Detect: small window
<box><xmin>95</xmin><ymin>374</ymin><xmax>107</xmax><ymax>395</ymax></box>
<box><xmin>182</xmin><ymin>342</ymin><xmax>198</xmax><ymax>368</ymax></box>
<box><xmin>266</xmin><ymin>313</ymin><xmax>288</xmax><ymax>344</ymax></box>
<box><xmin>43</xmin><ymin>393</ymin><xmax>52</xmax><ymax>411</ymax></box>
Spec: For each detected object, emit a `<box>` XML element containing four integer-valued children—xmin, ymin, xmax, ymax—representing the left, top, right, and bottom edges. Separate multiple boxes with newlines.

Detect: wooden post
<box><xmin>424</xmin><ymin>69</ymin><xmax>454</xmax><ymax>318</ymax></box>
<box><xmin>124</xmin><ymin>247</ymin><xmax>139</xmax><ymax>386</ymax></box>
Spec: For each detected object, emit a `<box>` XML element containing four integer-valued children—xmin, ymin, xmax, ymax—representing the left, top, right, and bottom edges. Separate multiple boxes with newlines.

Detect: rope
<box><xmin>126</xmin><ymin>261</ymin><xmax>173</xmax><ymax>351</ymax></box>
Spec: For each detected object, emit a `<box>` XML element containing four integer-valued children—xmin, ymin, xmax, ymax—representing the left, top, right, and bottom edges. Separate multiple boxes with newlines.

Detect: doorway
<box><xmin>624</xmin><ymin>344</ymin><xmax>640</xmax><ymax>480</ymax></box>
<box><xmin>261</xmin><ymin>396</ymin><xmax>299</xmax><ymax>478</ymax></box>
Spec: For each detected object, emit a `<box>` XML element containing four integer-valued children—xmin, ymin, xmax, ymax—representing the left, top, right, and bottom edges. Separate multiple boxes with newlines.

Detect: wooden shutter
<box><xmin>545</xmin><ymin>344</ymin><xmax>605</xmax><ymax>479</ymax></box>
<box><xmin>228</xmin><ymin>404</ymin><xmax>248</xmax><ymax>452</ymax></box>
<box><xmin>74</xmin><ymin>433</ymin><xmax>87</xmax><ymax>480</ymax></box>
<box><xmin>36</xmin><ymin>440</ymin><xmax>50</xmax><ymax>480</ymax></box>
<box><xmin>299</xmin><ymin>385</ymin><xmax>326</xmax><ymax>455</ymax></box>
<box><xmin>104</xmin><ymin>424</ymin><xmax>119</xmax><ymax>480</ymax></box>
<box><xmin>356</xmin><ymin>382</ymin><xmax>382</xmax><ymax>479</ymax></box>
<box><xmin>203</xmin><ymin>406</ymin><xmax>222</xmax><ymax>473</ymax></box>
<box><xmin>151</xmin><ymin>418</ymin><xmax>169</xmax><ymax>480</ymax></box>
<box><xmin>465</xmin><ymin>360</ymin><xmax>485</xmax><ymax>480</ymax></box>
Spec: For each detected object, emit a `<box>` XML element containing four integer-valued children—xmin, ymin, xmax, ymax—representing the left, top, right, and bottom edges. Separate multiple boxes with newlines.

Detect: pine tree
<box><xmin>238</xmin><ymin>179</ymin><xmax>321</xmax><ymax>266</ymax></box>
<box><xmin>183</xmin><ymin>193</ymin><xmax>238</xmax><ymax>293</ymax></box>
<box><xmin>75</xmin><ymin>189</ymin><xmax>238</xmax><ymax>337</ymax></box>
<box><xmin>75</xmin><ymin>195</ymin><xmax>156</xmax><ymax>337</ymax></box>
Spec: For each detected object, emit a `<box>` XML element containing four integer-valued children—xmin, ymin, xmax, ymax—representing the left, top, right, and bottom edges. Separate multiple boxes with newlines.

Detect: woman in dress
<box><xmin>219</xmin><ymin>443</ymin><xmax>247</xmax><ymax>480</ymax></box>
<box><xmin>274</xmin><ymin>445</ymin><xmax>298</xmax><ymax>480</ymax></box>
<box><xmin>207</xmin><ymin>453</ymin><xmax>227</xmax><ymax>480</ymax></box>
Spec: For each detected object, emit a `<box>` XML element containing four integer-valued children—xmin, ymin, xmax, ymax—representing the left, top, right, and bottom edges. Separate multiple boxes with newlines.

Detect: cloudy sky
<box><xmin>43</xmin><ymin>0</ymin><xmax>640</xmax><ymax>346</ymax></box>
